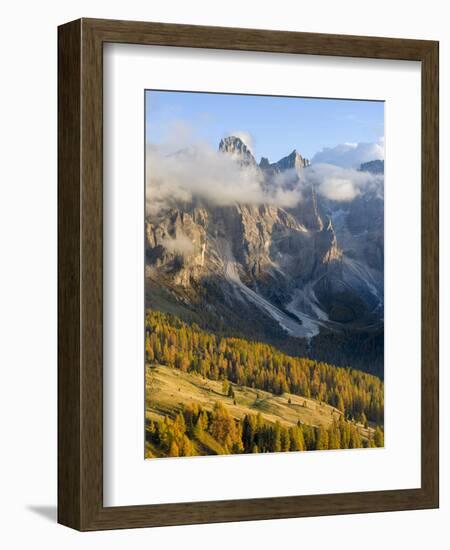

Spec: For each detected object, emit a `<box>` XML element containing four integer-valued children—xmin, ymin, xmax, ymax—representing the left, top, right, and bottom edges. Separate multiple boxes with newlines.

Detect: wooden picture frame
<box><xmin>58</xmin><ymin>18</ymin><xmax>439</xmax><ymax>531</ymax></box>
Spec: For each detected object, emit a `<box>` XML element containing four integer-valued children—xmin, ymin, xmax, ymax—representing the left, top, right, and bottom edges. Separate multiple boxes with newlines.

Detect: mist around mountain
<box><xmin>145</xmin><ymin>135</ymin><xmax>384</xmax><ymax>377</ymax></box>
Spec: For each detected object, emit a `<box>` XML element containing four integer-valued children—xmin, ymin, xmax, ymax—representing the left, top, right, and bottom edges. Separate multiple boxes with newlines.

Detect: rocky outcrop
<box><xmin>145</xmin><ymin>207</ymin><xmax>209</xmax><ymax>288</ymax></box>
<box><xmin>219</xmin><ymin>136</ymin><xmax>257</xmax><ymax>167</ymax></box>
<box><xmin>270</xmin><ymin>149</ymin><xmax>310</xmax><ymax>172</ymax></box>
<box><xmin>291</xmin><ymin>184</ymin><xmax>324</xmax><ymax>231</ymax></box>
<box><xmin>145</xmin><ymin>136</ymin><xmax>384</xmax><ymax>362</ymax></box>
<box><xmin>258</xmin><ymin>149</ymin><xmax>310</xmax><ymax>180</ymax></box>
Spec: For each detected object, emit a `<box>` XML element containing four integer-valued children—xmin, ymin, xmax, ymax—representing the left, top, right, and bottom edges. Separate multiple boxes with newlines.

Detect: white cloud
<box><xmin>146</xmin><ymin>124</ymin><xmax>384</xmax><ymax>214</ymax></box>
<box><xmin>160</xmin><ymin>232</ymin><xmax>195</xmax><ymax>256</ymax></box>
<box><xmin>311</xmin><ymin>139</ymin><xmax>384</xmax><ymax>168</ymax></box>
<box><xmin>146</xmin><ymin>140</ymin><xmax>302</xmax><ymax>214</ymax></box>
<box><xmin>318</xmin><ymin>177</ymin><xmax>359</xmax><ymax>201</ymax></box>
<box><xmin>303</xmin><ymin>163</ymin><xmax>383</xmax><ymax>202</ymax></box>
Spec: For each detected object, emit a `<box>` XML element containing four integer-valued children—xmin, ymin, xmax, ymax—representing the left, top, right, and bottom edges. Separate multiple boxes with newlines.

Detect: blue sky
<box><xmin>145</xmin><ymin>90</ymin><xmax>384</xmax><ymax>163</ymax></box>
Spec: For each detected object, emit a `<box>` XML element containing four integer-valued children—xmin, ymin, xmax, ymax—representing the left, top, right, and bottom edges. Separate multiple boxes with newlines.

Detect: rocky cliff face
<box><xmin>219</xmin><ymin>136</ymin><xmax>257</xmax><ymax>167</ymax></box>
<box><xmin>258</xmin><ymin>149</ymin><xmax>310</xmax><ymax>183</ymax></box>
<box><xmin>268</xmin><ymin>149</ymin><xmax>311</xmax><ymax>172</ymax></box>
<box><xmin>145</xmin><ymin>137</ymin><xmax>384</xmax><ymax>373</ymax></box>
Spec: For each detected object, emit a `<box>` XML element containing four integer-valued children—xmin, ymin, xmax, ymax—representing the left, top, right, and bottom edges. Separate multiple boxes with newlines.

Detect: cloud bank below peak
<box><xmin>311</xmin><ymin>139</ymin><xmax>384</xmax><ymax>169</ymax></box>
<box><xmin>303</xmin><ymin>163</ymin><xmax>383</xmax><ymax>202</ymax></box>
<box><xmin>145</xmin><ymin>123</ymin><xmax>384</xmax><ymax>215</ymax></box>
<box><xmin>146</xmin><ymin>142</ymin><xmax>303</xmax><ymax>215</ymax></box>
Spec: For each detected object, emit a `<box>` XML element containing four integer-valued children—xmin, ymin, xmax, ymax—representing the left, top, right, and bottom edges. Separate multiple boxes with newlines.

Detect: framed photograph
<box><xmin>58</xmin><ymin>18</ymin><xmax>439</xmax><ymax>530</ymax></box>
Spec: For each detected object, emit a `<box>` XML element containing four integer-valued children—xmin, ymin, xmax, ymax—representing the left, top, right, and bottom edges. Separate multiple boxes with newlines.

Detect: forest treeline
<box><xmin>146</xmin><ymin>401</ymin><xmax>384</xmax><ymax>458</ymax></box>
<box><xmin>145</xmin><ymin>310</ymin><xmax>384</xmax><ymax>425</ymax></box>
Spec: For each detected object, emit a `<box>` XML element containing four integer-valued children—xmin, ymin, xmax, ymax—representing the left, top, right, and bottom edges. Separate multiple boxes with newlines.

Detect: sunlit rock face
<box><xmin>145</xmin><ymin>137</ymin><xmax>384</xmax><ymax>375</ymax></box>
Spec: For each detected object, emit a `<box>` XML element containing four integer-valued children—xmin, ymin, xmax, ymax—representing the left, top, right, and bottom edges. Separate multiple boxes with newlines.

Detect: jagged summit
<box><xmin>219</xmin><ymin>135</ymin><xmax>250</xmax><ymax>153</ymax></box>
<box><xmin>275</xmin><ymin>149</ymin><xmax>311</xmax><ymax>171</ymax></box>
<box><xmin>219</xmin><ymin>136</ymin><xmax>311</xmax><ymax>173</ymax></box>
<box><xmin>146</xmin><ymin>139</ymin><xmax>384</xmax><ymax>373</ymax></box>
<box><xmin>219</xmin><ymin>136</ymin><xmax>256</xmax><ymax>166</ymax></box>
<box><xmin>259</xmin><ymin>149</ymin><xmax>310</xmax><ymax>174</ymax></box>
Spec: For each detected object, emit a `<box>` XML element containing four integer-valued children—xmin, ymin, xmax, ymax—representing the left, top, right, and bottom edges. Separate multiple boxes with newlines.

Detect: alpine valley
<box><xmin>144</xmin><ymin>135</ymin><xmax>385</xmax><ymax>458</ymax></box>
<box><xmin>146</xmin><ymin>136</ymin><xmax>384</xmax><ymax>376</ymax></box>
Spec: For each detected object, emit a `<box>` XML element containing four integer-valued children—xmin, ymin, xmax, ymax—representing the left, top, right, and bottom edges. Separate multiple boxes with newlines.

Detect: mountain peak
<box><xmin>219</xmin><ymin>135</ymin><xmax>248</xmax><ymax>150</ymax></box>
<box><xmin>272</xmin><ymin>149</ymin><xmax>310</xmax><ymax>172</ymax></box>
<box><xmin>219</xmin><ymin>136</ymin><xmax>256</xmax><ymax>166</ymax></box>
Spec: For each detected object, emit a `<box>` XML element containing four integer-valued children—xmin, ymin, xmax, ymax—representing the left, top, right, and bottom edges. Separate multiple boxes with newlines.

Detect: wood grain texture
<box><xmin>57</xmin><ymin>18</ymin><xmax>439</xmax><ymax>531</ymax></box>
<box><xmin>57</xmin><ymin>19</ymin><xmax>82</xmax><ymax>530</ymax></box>
<box><xmin>420</xmin><ymin>40</ymin><xmax>439</xmax><ymax>506</ymax></box>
